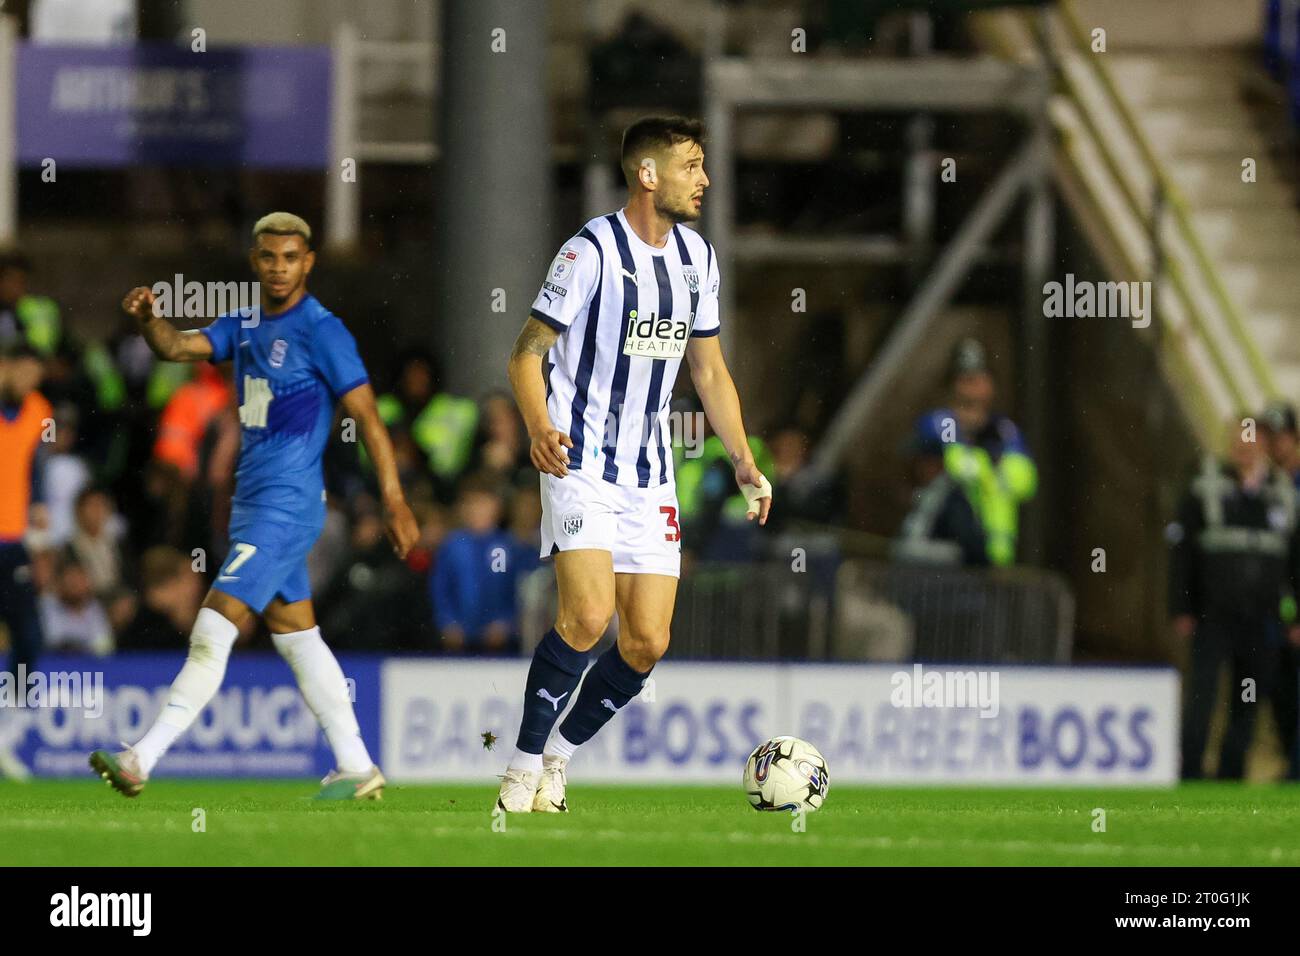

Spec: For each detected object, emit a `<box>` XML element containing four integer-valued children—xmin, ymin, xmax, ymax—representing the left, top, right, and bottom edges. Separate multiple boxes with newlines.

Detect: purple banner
<box><xmin>17</xmin><ymin>42</ymin><xmax>331</xmax><ymax>169</ymax></box>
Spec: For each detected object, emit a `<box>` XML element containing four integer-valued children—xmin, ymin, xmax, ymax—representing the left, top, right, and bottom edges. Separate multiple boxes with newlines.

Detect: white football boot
<box><xmin>89</xmin><ymin>744</ymin><xmax>146</xmax><ymax>797</ymax></box>
<box><xmin>532</xmin><ymin>755</ymin><xmax>568</xmax><ymax>812</ymax></box>
<box><xmin>496</xmin><ymin>767</ymin><xmax>541</xmax><ymax>812</ymax></box>
<box><xmin>315</xmin><ymin>765</ymin><xmax>386</xmax><ymax>801</ymax></box>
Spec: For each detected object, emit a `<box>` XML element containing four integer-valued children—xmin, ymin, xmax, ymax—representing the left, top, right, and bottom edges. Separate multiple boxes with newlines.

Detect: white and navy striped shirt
<box><xmin>529</xmin><ymin>208</ymin><xmax>721</xmax><ymax>488</ymax></box>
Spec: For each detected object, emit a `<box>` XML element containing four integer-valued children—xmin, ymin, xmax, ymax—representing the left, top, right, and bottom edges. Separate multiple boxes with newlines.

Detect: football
<box><xmin>743</xmin><ymin>736</ymin><xmax>830</xmax><ymax>812</ymax></box>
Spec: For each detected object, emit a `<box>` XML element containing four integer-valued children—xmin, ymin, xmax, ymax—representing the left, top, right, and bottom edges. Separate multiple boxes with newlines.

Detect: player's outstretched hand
<box><xmin>383</xmin><ymin>498</ymin><xmax>420</xmax><ymax>559</ymax></box>
<box><xmin>735</xmin><ymin>460</ymin><xmax>772</xmax><ymax>526</ymax></box>
<box><xmin>530</xmin><ymin>428</ymin><xmax>573</xmax><ymax>478</ymax></box>
<box><xmin>122</xmin><ymin>286</ymin><xmax>158</xmax><ymax>323</ymax></box>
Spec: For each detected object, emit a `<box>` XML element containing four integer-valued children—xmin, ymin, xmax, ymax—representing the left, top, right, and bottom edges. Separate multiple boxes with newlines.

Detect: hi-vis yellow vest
<box><xmin>942</xmin><ymin>442</ymin><xmax>1037</xmax><ymax>565</ymax></box>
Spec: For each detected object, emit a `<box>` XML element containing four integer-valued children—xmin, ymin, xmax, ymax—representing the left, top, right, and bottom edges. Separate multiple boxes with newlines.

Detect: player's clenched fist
<box><xmin>121</xmin><ymin>286</ymin><xmax>158</xmax><ymax>322</ymax></box>
<box><xmin>530</xmin><ymin>428</ymin><xmax>572</xmax><ymax>478</ymax></box>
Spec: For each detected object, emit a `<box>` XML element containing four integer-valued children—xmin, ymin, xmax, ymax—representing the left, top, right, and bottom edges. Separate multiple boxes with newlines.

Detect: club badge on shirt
<box><xmin>682</xmin><ymin>266</ymin><xmax>699</xmax><ymax>294</ymax></box>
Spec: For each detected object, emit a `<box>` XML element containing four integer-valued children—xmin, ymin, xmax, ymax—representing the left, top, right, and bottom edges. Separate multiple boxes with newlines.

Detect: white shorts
<box><xmin>539</xmin><ymin>467</ymin><xmax>682</xmax><ymax>577</ymax></box>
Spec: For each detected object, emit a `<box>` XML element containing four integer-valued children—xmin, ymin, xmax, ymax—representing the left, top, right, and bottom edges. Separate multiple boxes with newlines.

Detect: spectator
<box><xmin>1262</xmin><ymin>401</ymin><xmax>1300</xmax><ymax>484</ymax></box>
<box><xmin>1170</xmin><ymin>420</ymin><xmax>1300</xmax><ymax>780</ymax></box>
<box><xmin>892</xmin><ymin>428</ymin><xmax>988</xmax><ymax>567</ymax></box>
<box><xmin>507</xmin><ymin>485</ymin><xmax>543</xmax><ymax>578</ymax></box>
<box><xmin>307</xmin><ymin>496</ymin><xmax>352</xmax><ymax>596</ymax></box>
<box><xmin>392</xmin><ymin>424</ymin><xmax>433</xmax><ymax>500</ymax></box>
<box><xmin>316</xmin><ymin>504</ymin><xmax>432</xmax><ymax>652</ymax></box>
<box><xmin>68</xmin><ymin>486</ymin><xmax>126</xmax><ymax>599</ymax></box>
<box><xmin>371</xmin><ymin>348</ymin><xmax>478</xmax><ymax>502</ymax></box>
<box><xmin>125</xmin><ymin>459</ymin><xmax>190</xmax><ymax>552</ymax></box>
<box><xmin>25</xmin><ymin>332</ymin><xmax>129</xmax><ymax>498</ymax></box>
<box><xmin>915</xmin><ymin>338</ymin><xmax>1036</xmax><ymax>566</ymax></box>
<box><xmin>38</xmin><ymin>341</ymin><xmax>103</xmax><ymax>440</ymax></box>
<box><xmin>153</xmin><ymin>360</ymin><xmax>236</xmax><ymax>483</ymax></box>
<box><xmin>0</xmin><ymin>249</ymin><xmax>60</xmax><ymax>357</ymax></box>
<box><xmin>765</xmin><ymin>423</ymin><xmax>840</xmax><ymax>531</ymax></box>
<box><xmin>676</xmin><ymin>427</ymin><xmax>774</xmax><ymax>561</ymax></box>
<box><xmin>38</xmin><ymin>551</ymin><xmax>112</xmax><ymax>656</ymax></box>
<box><xmin>405</xmin><ymin>499</ymin><xmax>449</xmax><ymax>578</ymax></box>
<box><xmin>1260</xmin><ymin>399</ymin><xmax>1300</xmax><ymax>781</ymax></box>
<box><xmin>0</xmin><ymin>344</ymin><xmax>52</xmax><ymax>684</ymax></box>
<box><xmin>43</xmin><ymin>403</ymin><xmax>91</xmax><ymax>545</ymax></box>
<box><xmin>471</xmin><ymin>390</ymin><xmax>531</xmax><ymax>487</ymax></box>
<box><xmin>432</xmin><ymin>476</ymin><xmax>518</xmax><ymax>654</ymax></box>
<box><xmin>146</xmin><ymin>358</ymin><xmax>236</xmax><ymax>556</ymax></box>
<box><xmin>116</xmin><ymin>546</ymin><xmax>204</xmax><ymax>650</ymax></box>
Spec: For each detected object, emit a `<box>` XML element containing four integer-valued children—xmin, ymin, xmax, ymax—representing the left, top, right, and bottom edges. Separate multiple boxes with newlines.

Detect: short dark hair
<box><xmin>393</xmin><ymin>344</ymin><xmax>441</xmax><ymax>391</ymax></box>
<box><xmin>621</xmin><ymin>116</ymin><xmax>704</xmax><ymax>185</ymax></box>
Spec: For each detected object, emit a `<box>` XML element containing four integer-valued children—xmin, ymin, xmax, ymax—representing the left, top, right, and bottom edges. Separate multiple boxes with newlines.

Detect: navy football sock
<box><xmin>514</xmin><ymin>628</ymin><xmax>589</xmax><ymax>755</ymax></box>
<box><xmin>557</xmin><ymin>644</ymin><xmax>651</xmax><ymax>746</ymax></box>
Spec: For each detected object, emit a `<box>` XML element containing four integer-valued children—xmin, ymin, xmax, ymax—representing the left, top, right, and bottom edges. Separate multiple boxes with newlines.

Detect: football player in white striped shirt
<box><xmin>498</xmin><ymin>116</ymin><xmax>772</xmax><ymax>811</ymax></box>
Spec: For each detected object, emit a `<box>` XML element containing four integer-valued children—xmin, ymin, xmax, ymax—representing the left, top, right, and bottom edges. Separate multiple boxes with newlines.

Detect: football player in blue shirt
<box><xmin>91</xmin><ymin>212</ymin><xmax>418</xmax><ymax>800</ymax></box>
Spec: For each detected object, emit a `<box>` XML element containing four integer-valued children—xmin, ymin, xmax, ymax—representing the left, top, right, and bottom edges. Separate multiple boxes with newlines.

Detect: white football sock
<box><xmin>508</xmin><ymin>749</ymin><xmax>544</xmax><ymax>774</ymax></box>
<box><xmin>543</xmin><ymin>732</ymin><xmax>578</xmax><ymax>763</ymax></box>
<box><xmin>133</xmin><ymin>607</ymin><xmax>240</xmax><ymax>775</ymax></box>
<box><xmin>273</xmin><ymin>626</ymin><xmax>372</xmax><ymax>774</ymax></box>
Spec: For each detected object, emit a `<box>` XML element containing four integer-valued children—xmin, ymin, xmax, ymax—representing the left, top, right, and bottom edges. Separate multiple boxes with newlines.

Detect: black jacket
<box><xmin>1168</xmin><ymin>458</ymin><xmax>1300</xmax><ymax>623</ymax></box>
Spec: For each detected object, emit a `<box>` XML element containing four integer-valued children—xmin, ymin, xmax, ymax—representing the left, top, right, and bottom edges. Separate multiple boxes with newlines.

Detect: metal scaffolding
<box><xmin>703</xmin><ymin>51</ymin><xmax>1053</xmax><ymax>560</ymax></box>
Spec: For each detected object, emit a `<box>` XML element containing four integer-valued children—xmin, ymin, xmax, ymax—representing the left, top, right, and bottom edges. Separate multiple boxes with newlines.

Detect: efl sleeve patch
<box><xmin>531</xmin><ymin>238</ymin><xmax>600</xmax><ymax>332</ymax></box>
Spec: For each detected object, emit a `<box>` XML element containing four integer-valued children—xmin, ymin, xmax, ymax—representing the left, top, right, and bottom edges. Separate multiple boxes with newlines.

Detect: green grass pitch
<box><xmin>1</xmin><ymin>780</ymin><xmax>1298</xmax><ymax>866</ymax></box>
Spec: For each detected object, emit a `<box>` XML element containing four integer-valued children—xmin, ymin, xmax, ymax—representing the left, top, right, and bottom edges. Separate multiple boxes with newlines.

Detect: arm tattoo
<box><xmin>511</xmin><ymin>318</ymin><xmax>558</xmax><ymax>359</ymax></box>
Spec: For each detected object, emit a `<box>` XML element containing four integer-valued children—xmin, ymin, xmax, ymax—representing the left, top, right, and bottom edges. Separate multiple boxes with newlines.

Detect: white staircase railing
<box><xmin>977</xmin><ymin>1</ymin><xmax>1277</xmax><ymax>451</ymax></box>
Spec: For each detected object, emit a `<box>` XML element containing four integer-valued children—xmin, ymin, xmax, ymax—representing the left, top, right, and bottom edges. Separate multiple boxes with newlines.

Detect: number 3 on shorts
<box><xmin>660</xmin><ymin>506</ymin><xmax>680</xmax><ymax>543</ymax></box>
<box><xmin>223</xmin><ymin>542</ymin><xmax>258</xmax><ymax>575</ymax></box>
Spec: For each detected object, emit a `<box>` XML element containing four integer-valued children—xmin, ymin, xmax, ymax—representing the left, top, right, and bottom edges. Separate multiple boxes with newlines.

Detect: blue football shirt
<box><xmin>201</xmin><ymin>293</ymin><xmax>368</xmax><ymax>530</ymax></box>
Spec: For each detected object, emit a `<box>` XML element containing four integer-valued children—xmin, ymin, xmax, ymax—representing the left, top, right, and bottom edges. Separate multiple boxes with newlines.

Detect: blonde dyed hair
<box><xmin>252</xmin><ymin>212</ymin><xmax>312</xmax><ymax>246</ymax></box>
